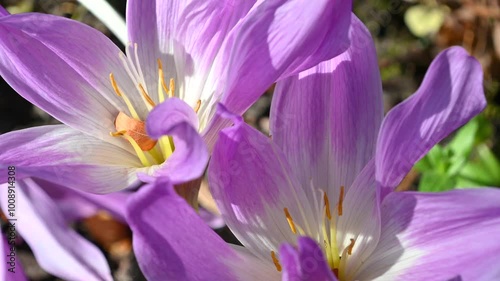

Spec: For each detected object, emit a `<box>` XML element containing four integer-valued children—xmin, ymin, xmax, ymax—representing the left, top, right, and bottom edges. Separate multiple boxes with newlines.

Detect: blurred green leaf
<box><xmin>416</xmin><ymin>114</ymin><xmax>499</xmax><ymax>192</ymax></box>
<box><xmin>418</xmin><ymin>172</ymin><xmax>455</xmax><ymax>192</ymax></box>
<box><xmin>415</xmin><ymin>144</ymin><xmax>447</xmax><ymax>173</ymax></box>
<box><xmin>456</xmin><ymin>145</ymin><xmax>500</xmax><ymax>187</ymax></box>
<box><xmin>447</xmin><ymin>117</ymin><xmax>478</xmax><ymax>158</ymax></box>
<box><xmin>476</xmin><ymin>145</ymin><xmax>500</xmax><ymax>183</ymax></box>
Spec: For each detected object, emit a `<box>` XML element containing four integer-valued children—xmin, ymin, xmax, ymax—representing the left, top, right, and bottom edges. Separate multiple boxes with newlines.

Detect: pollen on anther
<box><xmin>271</xmin><ymin>251</ymin><xmax>282</xmax><ymax>272</ymax></box>
<box><xmin>284</xmin><ymin>208</ymin><xmax>297</xmax><ymax>234</ymax></box>
<box><xmin>110</xmin><ymin>130</ymin><xmax>127</xmax><ymax>137</ymax></box>
<box><xmin>337</xmin><ymin>185</ymin><xmax>345</xmax><ymax>216</ymax></box>
<box><xmin>109</xmin><ymin>73</ymin><xmax>122</xmax><ymax>97</ymax></box>
<box><xmin>324</xmin><ymin>192</ymin><xmax>332</xmax><ymax>220</ymax></box>
<box><xmin>194</xmin><ymin>100</ymin><xmax>201</xmax><ymax>113</ymax></box>
<box><xmin>138</xmin><ymin>83</ymin><xmax>156</xmax><ymax>107</ymax></box>
<box><xmin>168</xmin><ymin>78</ymin><xmax>175</xmax><ymax>98</ymax></box>
<box><xmin>347</xmin><ymin>238</ymin><xmax>355</xmax><ymax>255</ymax></box>
<box><xmin>157</xmin><ymin>59</ymin><xmax>169</xmax><ymax>94</ymax></box>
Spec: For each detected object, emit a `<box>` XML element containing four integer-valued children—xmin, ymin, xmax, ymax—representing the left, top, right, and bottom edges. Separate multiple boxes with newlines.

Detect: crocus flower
<box><xmin>126</xmin><ymin>16</ymin><xmax>500</xmax><ymax>281</ymax></box>
<box><xmin>0</xmin><ymin>178</ymin><xmax>128</xmax><ymax>281</ymax></box>
<box><xmin>0</xmin><ymin>0</ymin><xmax>352</xmax><ymax>194</ymax></box>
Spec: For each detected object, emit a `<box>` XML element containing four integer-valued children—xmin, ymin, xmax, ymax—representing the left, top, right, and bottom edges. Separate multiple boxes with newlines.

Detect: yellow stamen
<box><xmin>284</xmin><ymin>208</ymin><xmax>297</xmax><ymax>234</ymax></box>
<box><xmin>159</xmin><ymin>136</ymin><xmax>174</xmax><ymax>160</ymax></box>
<box><xmin>110</xmin><ymin>130</ymin><xmax>127</xmax><ymax>137</ymax></box>
<box><xmin>271</xmin><ymin>251</ymin><xmax>282</xmax><ymax>272</ymax></box>
<box><xmin>347</xmin><ymin>238</ymin><xmax>355</xmax><ymax>255</ymax></box>
<box><xmin>337</xmin><ymin>186</ymin><xmax>345</xmax><ymax>216</ymax></box>
<box><xmin>324</xmin><ymin>192</ymin><xmax>332</xmax><ymax>220</ymax></box>
<box><xmin>157</xmin><ymin>59</ymin><xmax>168</xmax><ymax>103</ymax></box>
<box><xmin>110</xmin><ymin>131</ymin><xmax>152</xmax><ymax>166</ymax></box>
<box><xmin>168</xmin><ymin>78</ymin><xmax>175</xmax><ymax>98</ymax></box>
<box><xmin>138</xmin><ymin>83</ymin><xmax>156</xmax><ymax>107</ymax></box>
<box><xmin>110</xmin><ymin>73</ymin><xmax>140</xmax><ymax>120</ymax></box>
<box><xmin>194</xmin><ymin>100</ymin><xmax>201</xmax><ymax>113</ymax></box>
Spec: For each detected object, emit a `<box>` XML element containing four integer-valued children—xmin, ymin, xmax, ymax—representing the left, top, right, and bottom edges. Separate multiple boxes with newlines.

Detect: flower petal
<box><xmin>0</xmin><ymin>5</ymin><xmax>8</xmax><ymax>17</ymax></box>
<box><xmin>208</xmin><ymin>106</ymin><xmax>316</xmax><ymax>261</ymax></box>
<box><xmin>336</xmin><ymin>160</ymin><xmax>381</xmax><ymax>281</ymax></box>
<box><xmin>126</xmin><ymin>0</ymin><xmax>256</xmax><ymax>105</ymax></box>
<box><xmin>375</xmin><ymin>47</ymin><xmax>486</xmax><ymax>197</ymax></box>
<box><xmin>37</xmin><ymin>178</ymin><xmax>130</xmax><ymax>222</ymax></box>
<box><xmin>280</xmin><ymin>237</ymin><xmax>337</xmax><ymax>281</ymax></box>
<box><xmin>147</xmin><ymin>97</ymin><xmax>199</xmax><ymax>134</ymax></box>
<box><xmin>126</xmin><ymin>177</ymin><xmax>240</xmax><ymax>281</ymax></box>
<box><xmin>357</xmin><ymin>188</ymin><xmax>500</xmax><ymax>281</ymax></box>
<box><xmin>146</xmin><ymin>100</ymin><xmax>208</xmax><ymax>184</ymax></box>
<box><xmin>0</xmin><ymin>125</ymin><xmax>141</xmax><ymax>193</ymax></box>
<box><xmin>0</xmin><ymin>179</ymin><xmax>113</xmax><ymax>281</ymax></box>
<box><xmin>1</xmin><ymin>233</ymin><xmax>27</xmax><ymax>281</ymax></box>
<box><xmin>217</xmin><ymin>0</ymin><xmax>352</xmax><ymax>116</ymax></box>
<box><xmin>228</xmin><ymin>245</ymin><xmax>281</xmax><ymax>281</ymax></box>
<box><xmin>270</xmin><ymin>17</ymin><xmax>383</xmax><ymax>205</ymax></box>
<box><xmin>0</xmin><ymin>13</ymin><xmax>146</xmax><ymax>144</ymax></box>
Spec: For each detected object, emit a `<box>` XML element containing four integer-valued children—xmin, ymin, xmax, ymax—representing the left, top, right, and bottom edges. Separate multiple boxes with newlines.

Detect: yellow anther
<box><xmin>194</xmin><ymin>100</ymin><xmax>201</xmax><ymax>113</ymax></box>
<box><xmin>337</xmin><ymin>186</ymin><xmax>345</xmax><ymax>216</ymax></box>
<box><xmin>324</xmin><ymin>192</ymin><xmax>332</xmax><ymax>220</ymax></box>
<box><xmin>109</xmin><ymin>130</ymin><xmax>127</xmax><ymax>137</ymax></box>
<box><xmin>110</xmin><ymin>73</ymin><xmax>123</xmax><ymax>97</ymax></box>
<box><xmin>271</xmin><ymin>251</ymin><xmax>282</xmax><ymax>272</ymax></box>
<box><xmin>284</xmin><ymin>208</ymin><xmax>297</xmax><ymax>234</ymax></box>
<box><xmin>138</xmin><ymin>83</ymin><xmax>156</xmax><ymax>107</ymax></box>
<box><xmin>347</xmin><ymin>238</ymin><xmax>355</xmax><ymax>255</ymax></box>
<box><xmin>168</xmin><ymin>78</ymin><xmax>175</xmax><ymax>98</ymax></box>
<box><xmin>157</xmin><ymin>59</ymin><xmax>168</xmax><ymax>103</ymax></box>
<box><xmin>109</xmin><ymin>73</ymin><xmax>140</xmax><ymax>120</ymax></box>
<box><xmin>110</xmin><ymin>130</ymin><xmax>127</xmax><ymax>137</ymax></box>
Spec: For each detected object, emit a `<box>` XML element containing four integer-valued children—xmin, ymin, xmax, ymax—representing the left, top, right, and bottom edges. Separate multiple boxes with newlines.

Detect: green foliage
<box><xmin>415</xmin><ymin>115</ymin><xmax>500</xmax><ymax>192</ymax></box>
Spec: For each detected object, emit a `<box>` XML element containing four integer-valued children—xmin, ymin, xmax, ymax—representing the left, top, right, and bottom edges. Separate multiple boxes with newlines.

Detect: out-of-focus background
<box><xmin>0</xmin><ymin>0</ymin><xmax>499</xmax><ymax>280</ymax></box>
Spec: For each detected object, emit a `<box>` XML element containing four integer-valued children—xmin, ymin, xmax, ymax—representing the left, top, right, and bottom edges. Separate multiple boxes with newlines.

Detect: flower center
<box><xmin>271</xmin><ymin>186</ymin><xmax>356</xmax><ymax>281</ymax></box>
<box><xmin>107</xmin><ymin>43</ymin><xmax>200</xmax><ymax>167</ymax></box>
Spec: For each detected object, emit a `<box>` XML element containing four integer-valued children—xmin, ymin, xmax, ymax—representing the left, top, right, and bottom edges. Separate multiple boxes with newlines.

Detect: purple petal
<box><xmin>357</xmin><ymin>188</ymin><xmax>500</xmax><ymax>281</ymax></box>
<box><xmin>280</xmin><ymin>237</ymin><xmax>337</xmax><ymax>281</ymax></box>
<box><xmin>0</xmin><ymin>125</ymin><xmax>141</xmax><ymax>193</ymax></box>
<box><xmin>36</xmin><ymin>178</ymin><xmax>130</xmax><ymax>222</ymax></box>
<box><xmin>201</xmin><ymin>103</ymin><xmax>235</xmax><ymax>153</ymax></box>
<box><xmin>0</xmin><ymin>13</ymin><xmax>146</xmax><ymax>143</ymax></box>
<box><xmin>198</xmin><ymin>207</ymin><xmax>225</xmax><ymax>229</ymax></box>
<box><xmin>208</xmin><ymin>105</ymin><xmax>316</xmax><ymax>261</ymax></box>
<box><xmin>147</xmin><ymin>97</ymin><xmax>199</xmax><ymax>135</ymax></box>
<box><xmin>146</xmin><ymin>100</ymin><xmax>209</xmax><ymax>184</ymax></box>
<box><xmin>270</xmin><ymin>16</ymin><xmax>383</xmax><ymax>205</ymax></box>
<box><xmin>0</xmin><ymin>5</ymin><xmax>8</xmax><ymax>17</ymax></box>
<box><xmin>218</xmin><ymin>0</ymin><xmax>352</xmax><ymax>116</ymax></box>
<box><xmin>375</xmin><ymin>47</ymin><xmax>486</xmax><ymax>198</ymax></box>
<box><xmin>1</xmin><ymin>233</ymin><xmax>27</xmax><ymax>281</ymax></box>
<box><xmin>126</xmin><ymin>0</ymin><xmax>256</xmax><ymax>105</ymax></box>
<box><xmin>126</xmin><ymin>177</ymin><xmax>239</xmax><ymax>280</ymax></box>
<box><xmin>0</xmin><ymin>179</ymin><xmax>112</xmax><ymax>281</ymax></box>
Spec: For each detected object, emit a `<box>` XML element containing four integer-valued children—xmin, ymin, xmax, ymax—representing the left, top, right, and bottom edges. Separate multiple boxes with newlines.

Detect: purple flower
<box><xmin>0</xmin><ymin>0</ymin><xmax>352</xmax><ymax>193</ymax></box>
<box><xmin>126</xmin><ymin>17</ymin><xmax>500</xmax><ymax>281</ymax></box>
<box><xmin>0</xmin><ymin>178</ymin><xmax>129</xmax><ymax>281</ymax></box>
